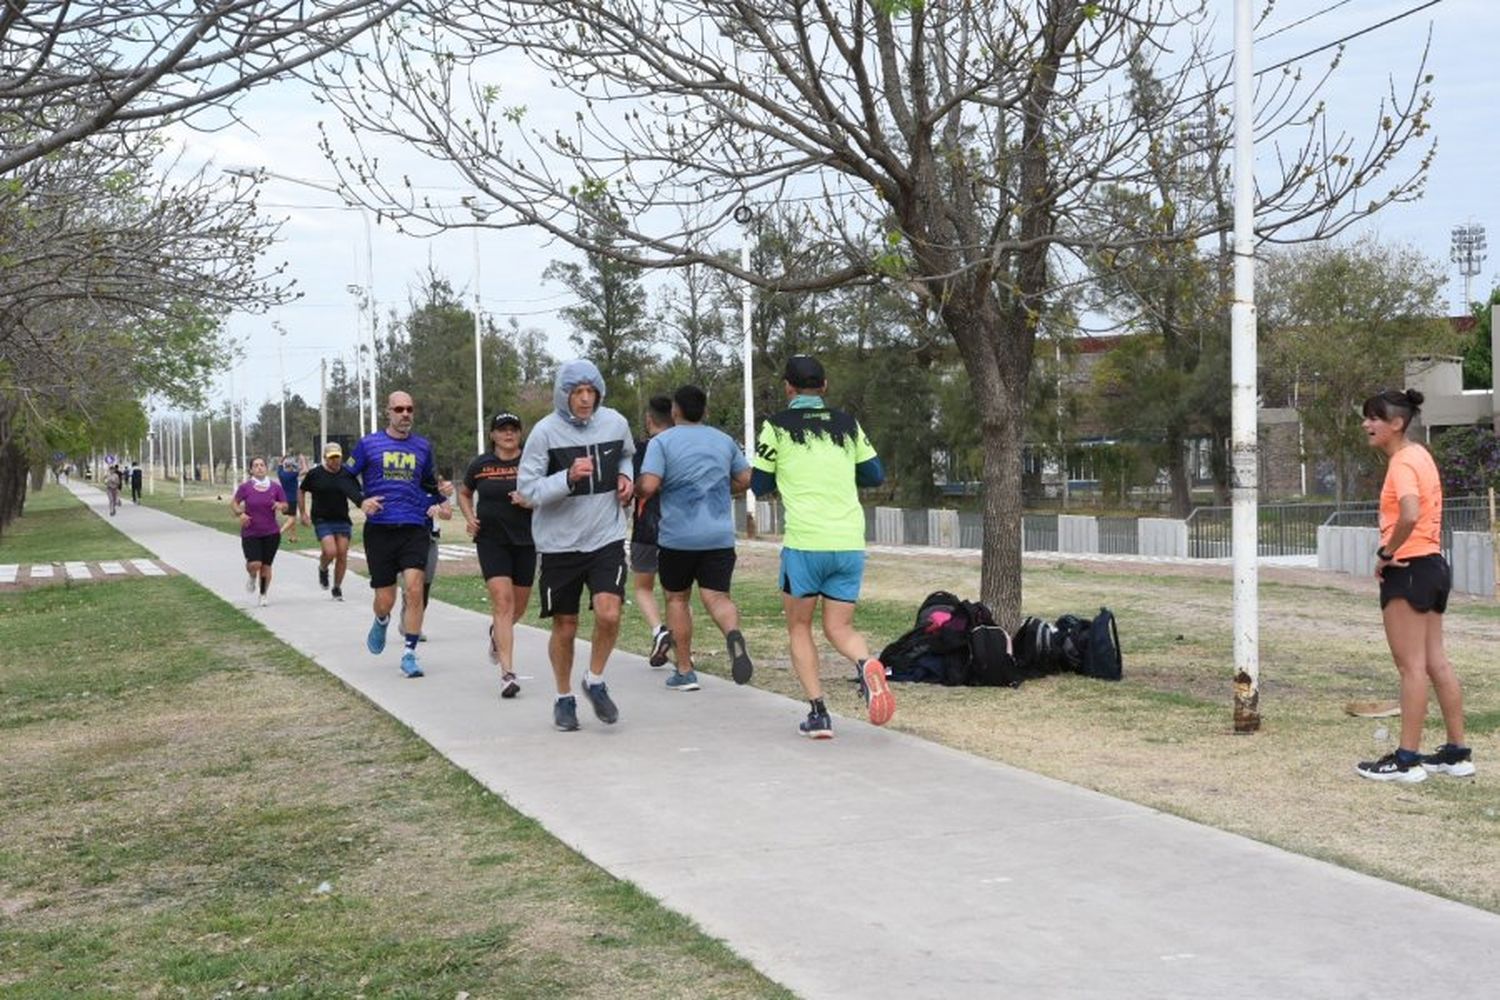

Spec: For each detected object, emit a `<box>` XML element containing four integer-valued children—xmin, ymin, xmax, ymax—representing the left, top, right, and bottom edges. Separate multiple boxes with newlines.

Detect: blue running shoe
<box><xmin>665</xmin><ymin>669</ymin><xmax>700</xmax><ymax>691</ymax></box>
<box><xmin>580</xmin><ymin>677</ymin><xmax>619</xmax><ymax>724</ymax></box>
<box><xmin>367</xmin><ymin>617</ymin><xmax>388</xmax><ymax>655</ymax></box>
<box><xmin>554</xmin><ymin>695</ymin><xmax>580</xmax><ymax>732</ymax></box>
<box><xmin>400</xmin><ymin>651</ymin><xmax>424</xmax><ymax>678</ymax></box>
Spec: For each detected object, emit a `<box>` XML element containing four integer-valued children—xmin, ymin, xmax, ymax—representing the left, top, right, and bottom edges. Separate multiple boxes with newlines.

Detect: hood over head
<box><xmin>553</xmin><ymin>360</ymin><xmax>606</xmax><ymax>426</ymax></box>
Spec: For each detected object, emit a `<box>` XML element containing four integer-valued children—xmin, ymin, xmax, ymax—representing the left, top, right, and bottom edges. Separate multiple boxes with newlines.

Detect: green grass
<box><xmin>0</xmin><ymin>574</ymin><xmax>791</xmax><ymax>998</ymax></box>
<box><xmin>0</xmin><ymin>485</ymin><xmax>150</xmax><ymax>563</ymax></box>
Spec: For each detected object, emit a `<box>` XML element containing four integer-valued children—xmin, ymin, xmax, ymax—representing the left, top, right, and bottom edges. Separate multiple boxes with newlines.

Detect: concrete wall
<box><xmin>1139</xmin><ymin>517</ymin><xmax>1189</xmax><ymax>558</ymax></box>
<box><xmin>1317</xmin><ymin>525</ymin><xmax>1380</xmax><ymax>578</ymax></box>
<box><xmin>1451</xmin><ymin>531</ymin><xmax>1496</xmax><ymax>597</ymax></box>
<box><xmin>1317</xmin><ymin>525</ymin><xmax>1497</xmax><ymax>597</ymax></box>
<box><xmin>1057</xmin><ymin>514</ymin><xmax>1099</xmax><ymax>553</ymax></box>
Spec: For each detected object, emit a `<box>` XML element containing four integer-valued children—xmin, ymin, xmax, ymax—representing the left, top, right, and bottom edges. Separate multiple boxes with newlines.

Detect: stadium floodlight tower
<box><xmin>1450</xmin><ymin>223</ymin><xmax>1487</xmax><ymax>311</ymax></box>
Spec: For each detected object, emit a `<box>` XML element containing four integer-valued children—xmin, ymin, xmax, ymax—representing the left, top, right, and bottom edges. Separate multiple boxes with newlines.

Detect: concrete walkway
<box><xmin>70</xmin><ymin>484</ymin><xmax>1499</xmax><ymax>999</ymax></box>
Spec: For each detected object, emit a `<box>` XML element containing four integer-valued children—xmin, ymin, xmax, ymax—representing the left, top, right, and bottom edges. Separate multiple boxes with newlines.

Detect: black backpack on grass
<box><xmin>1054</xmin><ymin>608</ymin><xmax>1123</xmax><ymax>681</ymax></box>
<box><xmin>880</xmin><ymin>590</ymin><xmax>1016</xmax><ymax>687</ymax></box>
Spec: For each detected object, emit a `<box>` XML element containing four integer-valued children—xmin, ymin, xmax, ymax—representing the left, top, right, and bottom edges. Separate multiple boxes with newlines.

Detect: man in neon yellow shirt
<box><xmin>750</xmin><ymin>355</ymin><xmax>893</xmax><ymax>738</ymax></box>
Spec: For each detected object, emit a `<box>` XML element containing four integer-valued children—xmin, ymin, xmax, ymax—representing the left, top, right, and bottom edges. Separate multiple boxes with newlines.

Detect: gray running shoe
<box><xmin>665</xmin><ymin>669</ymin><xmax>700</xmax><ymax>691</ymax></box>
<box><xmin>726</xmin><ymin>629</ymin><xmax>753</xmax><ymax>685</ymax></box>
<box><xmin>579</xmin><ymin>677</ymin><xmax>619</xmax><ymax>724</ymax></box>
<box><xmin>554</xmin><ymin>695</ymin><xmax>580</xmax><ymax>731</ymax></box>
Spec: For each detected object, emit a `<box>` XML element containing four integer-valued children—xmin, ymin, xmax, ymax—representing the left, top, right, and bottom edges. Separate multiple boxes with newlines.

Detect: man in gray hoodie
<box><xmin>518</xmin><ymin>360</ymin><xmax>636</xmax><ymax>732</ymax></box>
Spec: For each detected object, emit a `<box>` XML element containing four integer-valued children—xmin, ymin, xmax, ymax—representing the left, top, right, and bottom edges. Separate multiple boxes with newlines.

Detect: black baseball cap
<box><xmin>490</xmin><ymin>411</ymin><xmax>522</xmax><ymax>430</ymax></box>
<box><xmin>783</xmin><ymin>355</ymin><xmax>826</xmax><ymax>389</ymax></box>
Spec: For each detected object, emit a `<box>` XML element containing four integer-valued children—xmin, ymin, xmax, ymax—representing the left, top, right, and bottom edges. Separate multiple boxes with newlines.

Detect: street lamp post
<box><xmin>734</xmin><ymin>204</ymin><xmax>757</xmax><ymax>539</ymax></box>
<box><xmin>274</xmin><ymin>320</ymin><xmax>288</xmax><ymax>459</ymax></box>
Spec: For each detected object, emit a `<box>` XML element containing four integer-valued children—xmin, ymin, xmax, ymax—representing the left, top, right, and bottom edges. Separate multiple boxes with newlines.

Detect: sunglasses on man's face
<box><xmin>391</xmin><ymin>405</ymin><xmax>414</xmax><ymax>414</ymax></box>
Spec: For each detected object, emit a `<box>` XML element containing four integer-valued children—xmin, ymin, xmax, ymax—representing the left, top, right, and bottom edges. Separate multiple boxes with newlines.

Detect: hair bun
<box><xmin>1403</xmin><ymin>388</ymin><xmax>1425</xmax><ymax>408</ymax></box>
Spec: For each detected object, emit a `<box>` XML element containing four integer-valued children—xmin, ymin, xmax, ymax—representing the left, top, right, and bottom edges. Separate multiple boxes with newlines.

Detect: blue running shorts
<box><xmin>779</xmin><ymin>548</ymin><xmax>865</xmax><ymax>603</ymax></box>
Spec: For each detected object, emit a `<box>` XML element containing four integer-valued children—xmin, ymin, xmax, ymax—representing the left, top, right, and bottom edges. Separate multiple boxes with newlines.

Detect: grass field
<box><xmin>0</xmin><ymin>487</ymin><xmax>790</xmax><ymax>998</ymax></box>
<box><xmin>0</xmin><ymin>485</ymin><xmax>151</xmax><ymax>563</ymax></box>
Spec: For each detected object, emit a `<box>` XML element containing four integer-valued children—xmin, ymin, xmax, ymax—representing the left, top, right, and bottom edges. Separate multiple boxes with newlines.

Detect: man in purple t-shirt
<box><xmin>230</xmin><ymin>456</ymin><xmax>289</xmax><ymax>608</ymax></box>
<box><xmin>346</xmin><ymin>390</ymin><xmax>451</xmax><ymax>678</ymax></box>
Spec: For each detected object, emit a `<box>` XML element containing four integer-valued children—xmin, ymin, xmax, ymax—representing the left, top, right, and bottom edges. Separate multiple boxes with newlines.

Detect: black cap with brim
<box><xmin>490</xmin><ymin>412</ymin><xmax>523</xmax><ymax>430</ymax></box>
<box><xmin>783</xmin><ymin>354</ymin><xmax>826</xmax><ymax>389</ymax></box>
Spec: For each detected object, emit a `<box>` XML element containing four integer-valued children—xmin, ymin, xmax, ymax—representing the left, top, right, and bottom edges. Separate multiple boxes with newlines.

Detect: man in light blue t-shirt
<box><xmin>636</xmin><ymin>384</ymin><xmax>754</xmax><ymax>691</ymax></box>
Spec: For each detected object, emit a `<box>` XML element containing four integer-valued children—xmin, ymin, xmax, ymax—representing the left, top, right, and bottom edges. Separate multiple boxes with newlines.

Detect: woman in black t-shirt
<box><xmin>459</xmin><ymin>411</ymin><xmax>536</xmax><ymax>699</ymax></box>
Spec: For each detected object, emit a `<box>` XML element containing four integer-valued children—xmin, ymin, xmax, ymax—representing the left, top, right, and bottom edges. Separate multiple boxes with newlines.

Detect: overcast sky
<box><xmin>166</xmin><ymin>1</ymin><xmax>1497</xmax><ymax>418</ymax></box>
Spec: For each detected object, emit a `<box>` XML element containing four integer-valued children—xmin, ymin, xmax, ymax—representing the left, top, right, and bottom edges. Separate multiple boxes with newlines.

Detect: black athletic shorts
<box><xmin>477</xmin><ymin>535</ymin><xmax>538</xmax><ymax>586</ymax></box>
<box><xmin>363</xmin><ymin>523</ymin><xmax>432</xmax><ymax>589</ymax></box>
<box><xmin>657</xmin><ymin>546</ymin><xmax>736</xmax><ymax>594</ymax></box>
<box><xmin>538</xmin><ymin>540</ymin><xmax>626</xmax><ymax>618</ymax></box>
<box><xmin>241</xmin><ymin>533</ymin><xmax>281</xmax><ymax>566</ymax></box>
<box><xmin>1379</xmin><ymin>552</ymin><xmax>1451</xmax><ymax>613</ymax></box>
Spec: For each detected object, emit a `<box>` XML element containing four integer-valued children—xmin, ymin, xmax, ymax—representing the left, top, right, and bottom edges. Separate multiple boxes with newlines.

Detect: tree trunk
<box><xmin>1165</xmin><ymin>419</ymin><xmax>1191</xmax><ymax>517</ymax></box>
<box><xmin>980</xmin><ymin>400</ymin><xmax>1026</xmax><ymax>629</ymax></box>
<box><xmin>947</xmin><ymin>302</ymin><xmax>1027</xmax><ymax>629</ymax></box>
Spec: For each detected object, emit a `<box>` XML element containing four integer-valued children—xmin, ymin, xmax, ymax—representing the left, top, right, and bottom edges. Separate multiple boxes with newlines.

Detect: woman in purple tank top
<box><xmin>231</xmin><ymin>457</ymin><xmax>290</xmax><ymax>608</ymax></box>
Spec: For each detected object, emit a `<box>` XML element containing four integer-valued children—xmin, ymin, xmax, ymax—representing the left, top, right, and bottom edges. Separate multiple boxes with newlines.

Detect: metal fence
<box><xmin>1022</xmin><ymin>513</ymin><xmax>1058</xmax><ymax>551</ymax></box>
<box><xmin>1187</xmin><ymin>496</ymin><xmax>1493</xmax><ymax>559</ymax></box>
<box><xmin>1098</xmin><ymin>516</ymin><xmax>1139</xmax><ymax>555</ymax></box>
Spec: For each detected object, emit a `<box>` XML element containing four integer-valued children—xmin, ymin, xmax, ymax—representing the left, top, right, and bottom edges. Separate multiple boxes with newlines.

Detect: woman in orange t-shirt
<box><xmin>1354</xmin><ymin>389</ymin><xmax>1473</xmax><ymax>783</ymax></box>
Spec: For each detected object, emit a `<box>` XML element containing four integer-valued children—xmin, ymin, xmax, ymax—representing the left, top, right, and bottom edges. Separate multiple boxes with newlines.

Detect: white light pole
<box><xmin>227</xmin><ymin>165</ymin><xmax>378</xmax><ymax>440</ymax></box>
<box><xmin>177</xmin><ymin>417</ymin><xmax>186</xmax><ymax>499</ymax></box>
<box><xmin>473</xmin><ymin>226</ymin><xmax>485</xmax><ymax>454</ymax></box>
<box><xmin>735</xmin><ymin>204</ymin><xmax>757</xmax><ymax>538</ymax></box>
<box><xmin>205</xmin><ymin>412</ymin><xmax>215</xmax><ymax>485</ymax></box>
<box><xmin>348</xmin><ymin>284</ymin><xmax>369</xmax><ymax>437</ymax></box>
<box><xmin>187</xmin><ymin>413</ymin><xmax>196</xmax><ymax>484</ymax></box>
<box><xmin>274</xmin><ymin>320</ymin><xmax>288</xmax><ymax>459</ymax></box>
<box><xmin>228</xmin><ymin>353</ymin><xmax>240</xmax><ymax>480</ymax></box>
<box><xmin>1230</xmin><ymin>0</ymin><xmax>1260</xmax><ymax>733</ymax></box>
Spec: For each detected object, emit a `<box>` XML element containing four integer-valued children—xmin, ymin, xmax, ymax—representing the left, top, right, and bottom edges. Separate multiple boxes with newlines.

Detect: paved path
<box><xmin>67</xmin><ymin>483</ymin><xmax>1499</xmax><ymax>999</ymax></box>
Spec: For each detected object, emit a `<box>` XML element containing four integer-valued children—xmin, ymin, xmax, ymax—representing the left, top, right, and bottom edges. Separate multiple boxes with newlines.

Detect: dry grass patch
<box><xmin>709</xmin><ymin>545</ymin><xmax>1500</xmax><ymax>913</ymax></box>
<box><xmin>0</xmin><ymin>576</ymin><xmax>789</xmax><ymax>998</ymax></box>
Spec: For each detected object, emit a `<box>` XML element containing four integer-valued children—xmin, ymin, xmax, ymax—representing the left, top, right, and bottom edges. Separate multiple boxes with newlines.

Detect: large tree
<box><xmin>321</xmin><ymin>1</ymin><xmax>1434</xmax><ymax>622</ymax></box>
<box><xmin>0</xmin><ymin>0</ymin><xmax>412</xmax><ymax>174</ymax></box>
<box><xmin>1259</xmin><ymin>239</ymin><xmax>1454</xmax><ymax>502</ymax></box>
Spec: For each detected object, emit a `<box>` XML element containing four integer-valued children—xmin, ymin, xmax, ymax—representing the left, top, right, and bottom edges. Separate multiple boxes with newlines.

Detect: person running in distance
<box><xmin>632</xmin><ymin>394</ymin><xmax>675</xmax><ymax>668</ymax></box>
<box><xmin>517</xmin><ymin>360</ymin><xmax>634</xmax><ymax>732</ymax></box>
<box><xmin>105</xmin><ymin>464</ymin><xmax>122</xmax><ymax>515</ymax></box>
<box><xmin>130</xmin><ymin>462</ymin><xmax>143</xmax><ymax>503</ymax></box>
<box><xmin>459</xmin><ymin>412</ymin><xmax>536</xmax><ymax>700</ymax></box>
<box><xmin>636</xmin><ymin>384</ymin><xmax>753</xmax><ymax>692</ymax></box>
<box><xmin>299</xmin><ymin>441</ymin><xmax>363</xmax><ymax>601</ymax></box>
<box><xmin>346</xmin><ymin>391</ymin><xmax>450</xmax><ymax>679</ymax></box>
<box><xmin>750</xmin><ymin>355</ymin><xmax>892</xmax><ymax>739</ymax></box>
<box><xmin>1355</xmin><ymin>388</ymin><xmax>1473</xmax><ymax>782</ymax></box>
<box><xmin>231</xmin><ymin>456</ymin><xmax>290</xmax><ymax>608</ymax></box>
<box><xmin>277</xmin><ymin>457</ymin><xmax>302</xmax><ymax>543</ymax></box>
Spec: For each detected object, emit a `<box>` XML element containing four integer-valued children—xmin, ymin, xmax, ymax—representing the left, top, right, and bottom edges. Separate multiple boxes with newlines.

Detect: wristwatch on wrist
<box><xmin>1376</xmin><ymin>546</ymin><xmax>1393</xmax><ymax>560</ymax></box>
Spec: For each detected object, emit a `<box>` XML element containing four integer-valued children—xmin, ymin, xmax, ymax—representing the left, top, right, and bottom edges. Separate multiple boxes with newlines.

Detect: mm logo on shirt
<box><xmin>382</xmin><ymin>451</ymin><xmax>417</xmax><ymax>481</ymax></box>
